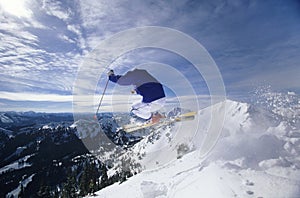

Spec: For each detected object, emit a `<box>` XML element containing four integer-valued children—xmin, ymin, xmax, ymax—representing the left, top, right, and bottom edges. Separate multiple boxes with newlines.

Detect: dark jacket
<box><xmin>109</xmin><ymin>69</ymin><xmax>165</xmax><ymax>103</ymax></box>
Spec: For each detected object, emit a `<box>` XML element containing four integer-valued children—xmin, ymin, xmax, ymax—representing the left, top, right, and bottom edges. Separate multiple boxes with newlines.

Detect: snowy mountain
<box><xmin>1</xmin><ymin>92</ymin><xmax>299</xmax><ymax>197</ymax></box>
<box><xmin>93</xmin><ymin>97</ymin><xmax>300</xmax><ymax>197</ymax></box>
<box><xmin>0</xmin><ymin>111</ymin><xmax>141</xmax><ymax>197</ymax></box>
<box><xmin>0</xmin><ymin>113</ymin><xmax>14</xmax><ymax>124</ymax></box>
<box><xmin>0</xmin><ymin>112</ymin><xmax>96</xmax><ymax>197</ymax></box>
<box><xmin>0</xmin><ymin>111</ymin><xmax>74</xmax><ymax>129</ymax></box>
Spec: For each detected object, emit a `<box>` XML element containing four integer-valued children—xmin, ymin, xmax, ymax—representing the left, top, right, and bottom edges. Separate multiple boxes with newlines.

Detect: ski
<box><xmin>122</xmin><ymin>111</ymin><xmax>197</xmax><ymax>133</ymax></box>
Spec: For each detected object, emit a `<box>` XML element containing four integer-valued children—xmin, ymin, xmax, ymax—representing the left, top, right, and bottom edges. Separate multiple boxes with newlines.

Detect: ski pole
<box><xmin>94</xmin><ymin>78</ymin><xmax>109</xmax><ymax>120</ymax></box>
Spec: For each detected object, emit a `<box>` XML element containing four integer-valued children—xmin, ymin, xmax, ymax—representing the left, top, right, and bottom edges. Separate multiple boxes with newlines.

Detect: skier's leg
<box><xmin>148</xmin><ymin>98</ymin><xmax>166</xmax><ymax>113</ymax></box>
<box><xmin>148</xmin><ymin>98</ymin><xmax>166</xmax><ymax>123</ymax></box>
<box><xmin>131</xmin><ymin>102</ymin><xmax>152</xmax><ymax>120</ymax></box>
<box><xmin>130</xmin><ymin>98</ymin><xmax>166</xmax><ymax>120</ymax></box>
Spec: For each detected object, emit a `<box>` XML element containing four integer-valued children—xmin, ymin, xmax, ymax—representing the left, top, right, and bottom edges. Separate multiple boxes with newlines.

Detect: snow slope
<box><xmin>93</xmin><ymin>97</ymin><xmax>300</xmax><ymax>197</ymax></box>
<box><xmin>0</xmin><ymin>154</ymin><xmax>33</xmax><ymax>175</ymax></box>
<box><xmin>6</xmin><ymin>174</ymin><xmax>36</xmax><ymax>197</ymax></box>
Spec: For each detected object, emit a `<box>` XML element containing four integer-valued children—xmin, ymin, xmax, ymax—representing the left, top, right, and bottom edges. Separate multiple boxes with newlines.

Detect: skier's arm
<box><xmin>108</xmin><ymin>70</ymin><xmax>133</xmax><ymax>86</ymax></box>
<box><xmin>109</xmin><ymin>74</ymin><xmax>122</xmax><ymax>83</ymax></box>
<box><xmin>107</xmin><ymin>70</ymin><xmax>122</xmax><ymax>83</ymax></box>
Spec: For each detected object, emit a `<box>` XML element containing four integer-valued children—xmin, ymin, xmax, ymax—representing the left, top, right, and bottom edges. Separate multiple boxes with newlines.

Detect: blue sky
<box><xmin>0</xmin><ymin>0</ymin><xmax>299</xmax><ymax>112</ymax></box>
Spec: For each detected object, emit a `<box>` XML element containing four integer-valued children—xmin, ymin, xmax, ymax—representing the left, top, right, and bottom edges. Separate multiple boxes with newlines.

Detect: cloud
<box><xmin>0</xmin><ymin>1</ymin><xmax>84</xmax><ymax>95</ymax></box>
<box><xmin>0</xmin><ymin>91</ymin><xmax>73</xmax><ymax>102</ymax></box>
<box><xmin>0</xmin><ymin>99</ymin><xmax>72</xmax><ymax>113</ymax></box>
<box><xmin>42</xmin><ymin>0</ymin><xmax>71</xmax><ymax>22</ymax></box>
<box><xmin>58</xmin><ymin>34</ymin><xmax>76</xmax><ymax>43</ymax></box>
<box><xmin>0</xmin><ymin>0</ymin><xmax>33</xmax><ymax>18</ymax></box>
<box><xmin>77</xmin><ymin>0</ymin><xmax>183</xmax><ymax>49</ymax></box>
<box><xmin>56</xmin><ymin>0</ymin><xmax>300</xmax><ymax>101</ymax></box>
<box><xmin>0</xmin><ymin>88</ymin><xmax>214</xmax><ymax>113</ymax></box>
<box><xmin>170</xmin><ymin>0</ymin><xmax>300</xmax><ymax>95</ymax></box>
<box><xmin>0</xmin><ymin>0</ymin><xmax>299</xmax><ymax>112</ymax></box>
<box><xmin>66</xmin><ymin>24</ymin><xmax>87</xmax><ymax>51</ymax></box>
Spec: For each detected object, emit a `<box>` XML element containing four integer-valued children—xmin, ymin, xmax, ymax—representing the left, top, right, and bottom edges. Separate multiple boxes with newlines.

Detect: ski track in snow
<box><xmin>92</xmin><ymin>98</ymin><xmax>300</xmax><ymax>198</ymax></box>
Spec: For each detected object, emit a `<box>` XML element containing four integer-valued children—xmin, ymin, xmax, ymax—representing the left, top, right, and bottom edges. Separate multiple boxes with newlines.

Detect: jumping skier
<box><xmin>108</xmin><ymin>68</ymin><xmax>165</xmax><ymax>123</ymax></box>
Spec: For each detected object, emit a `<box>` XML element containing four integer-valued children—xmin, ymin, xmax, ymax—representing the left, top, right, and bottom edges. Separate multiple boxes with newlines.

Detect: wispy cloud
<box><xmin>0</xmin><ymin>0</ymin><xmax>299</xmax><ymax>112</ymax></box>
<box><xmin>42</xmin><ymin>0</ymin><xmax>72</xmax><ymax>22</ymax></box>
<box><xmin>0</xmin><ymin>91</ymin><xmax>72</xmax><ymax>102</ymax></box>
<box><xmin>0</xmin><ymin>0</ymin><xmax>84</xmax><ymax>96</ymax></box>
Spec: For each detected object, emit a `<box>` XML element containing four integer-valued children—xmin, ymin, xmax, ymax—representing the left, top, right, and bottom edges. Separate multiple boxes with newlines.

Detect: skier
<box><xmin>108</xmin><ymin>68</ymin><xmax>165</xmax><ymax>123</ymax></box>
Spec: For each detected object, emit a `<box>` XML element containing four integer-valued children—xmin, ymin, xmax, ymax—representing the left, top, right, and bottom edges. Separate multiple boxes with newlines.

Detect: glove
<box><xmin>107</xmin><ymin>69</ymin><xmax>114</xmax><ymax>76</ymax></box>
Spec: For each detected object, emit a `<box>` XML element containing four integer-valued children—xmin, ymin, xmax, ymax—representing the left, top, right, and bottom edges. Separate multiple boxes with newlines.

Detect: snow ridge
<box><xmin>93</xmin><ymin>97</ymin><xmax>300</xmax><ymax>197</ymax></box>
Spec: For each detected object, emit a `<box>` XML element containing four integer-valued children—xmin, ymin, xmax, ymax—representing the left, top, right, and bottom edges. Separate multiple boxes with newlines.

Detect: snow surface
<box><xmin>0</xmin><ymin>113</ymin><xmax>13</xmax><ymax>123</ymax></box>
<box><xmin>0</xmin><ymin>127</ymin><xmax>13</xmax><ymax>138</ymax></box>
<box><xmin>4</xmin><ymin>146</ymin><xmax>28</xmax><ymax>162</ymax></box>
<box><xmin>92</xmin><ymin>97</ymin><xmax>300</xmax><ymax>197</ymax></box>
<box><xmin>6</xmin><ymin>174</ymin><xmax>35</xmax><ymax>198</ymax></box>
<box><xmin>0</xmin><ymin>154</ymin><xmax>33</xmax><ymax>175</ymax></box>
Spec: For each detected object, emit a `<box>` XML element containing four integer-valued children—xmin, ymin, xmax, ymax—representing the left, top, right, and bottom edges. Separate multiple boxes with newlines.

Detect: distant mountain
<box><xmin>0</xmin><ymin>111</ymin><xmax>140</xmax><ymax>197</ymax></box>
<box><xmin>0</xmin><ymin>111</ymin><xmax>74</xmax><ymax>130</ymax></box>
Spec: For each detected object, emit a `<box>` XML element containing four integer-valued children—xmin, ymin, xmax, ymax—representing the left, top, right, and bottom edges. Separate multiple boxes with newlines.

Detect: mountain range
<box><xmin>1</xmin><ymin>92</ymin><xmax>300</xmax><ymax>197</ymax></box>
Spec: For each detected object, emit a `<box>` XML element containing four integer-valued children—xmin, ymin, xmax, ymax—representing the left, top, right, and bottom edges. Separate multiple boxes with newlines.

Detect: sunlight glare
<box><xmin>0</xmin><ymin>0</ymin><xmax>32</xmax><ymax>18</ymax></box>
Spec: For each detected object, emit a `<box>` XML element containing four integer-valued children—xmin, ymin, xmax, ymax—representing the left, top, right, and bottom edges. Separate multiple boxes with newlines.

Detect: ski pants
<box><xmin>131</xmin><ymin>97</ymin><xmax>166</xmax><ymax>119</ymax></box>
